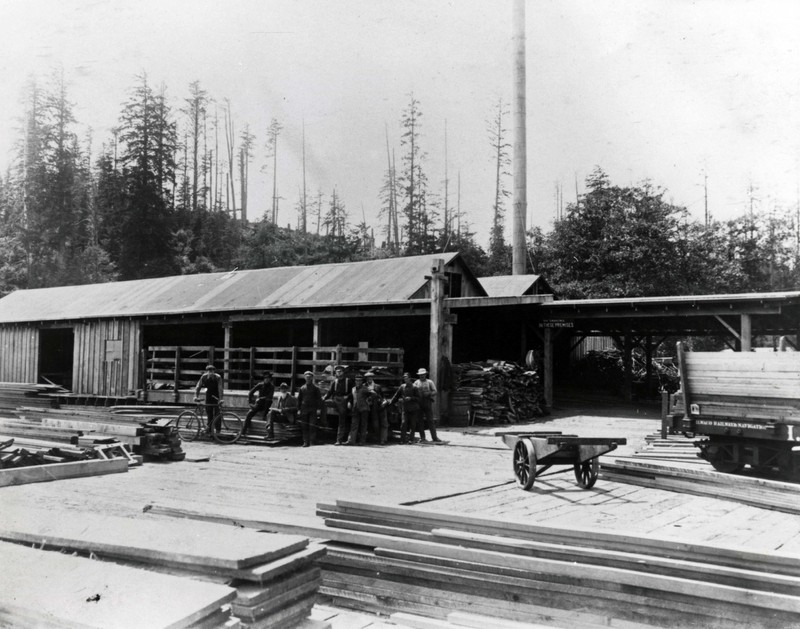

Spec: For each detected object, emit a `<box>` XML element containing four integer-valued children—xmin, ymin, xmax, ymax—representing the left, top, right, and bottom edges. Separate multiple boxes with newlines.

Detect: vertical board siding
<box><xmin>74</xmin><ymin>319</ymin><xmax>141</xmax><ymax>396</ymax></box>
<box><xmin>0</xmin><ymin>325</ymin><xmax>38</xmax><ymax>382</ymax></box>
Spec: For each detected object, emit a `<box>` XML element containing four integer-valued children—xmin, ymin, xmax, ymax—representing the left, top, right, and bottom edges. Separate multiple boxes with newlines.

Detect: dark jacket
<box><xmin>196</xmin><ymin>372</ymin><xmax>222</xmax><ymax>402</ymax></box>
<box><xmin>324</xmin><ymin>376</ymin><xmax>351</xmax><ymax>399</ymax></box>
<box><xmin>248</xmin><ymin>381</ymin><xmax>275</xmax><ymax>405</ymax></box>
<box><xmin>389</xmin><ymin>382</ymin><xmax>421</xmax><ymax>412</ymax></box>
<box><xmin>298</xmin><ymin>382</ymin><xmax>323</xmax><ymax>412</ymax></box>
<box><xmin>349</xmin><ymin>384</ymin><xmax>372</xmax><ymax>412</ymax></box>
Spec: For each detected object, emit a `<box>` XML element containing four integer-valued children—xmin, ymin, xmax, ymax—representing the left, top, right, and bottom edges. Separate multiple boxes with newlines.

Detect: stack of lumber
<box><xmin>0</xmin><ymin>381</ymin><xmax>67</xmax><ymax>412</ymax></box>
<box><xmin>624</xmin><ymin>432</ymin><xmax>704</xmax><ymax>464</ymax></box>
<box><xmin>0</xmin><ymin>540</ymin><xmax>237</xmax><ymax>628</ymax></box>
<box><xmin>0</xmin><ymin>508</ymin><xmax>327</xmax><ymax>629</ymax></box>
<box><xmin>601</xmin><ymin>457</ymin><xmax>800</xmax><ymax>515</ymax></box>
<box><xmin>452</xmin><ymin>361</ymin><xmax>545</xmax><ymax>423</ymax></box>
<box><xmin>0</xmin><ymin>437</ymin><xmax>130</xmax><ymax>487</ymax></box>
<box><xmin>313</xmin><ymin>500</ymin><xmax>800</xmax><ymax>629</ymax></box>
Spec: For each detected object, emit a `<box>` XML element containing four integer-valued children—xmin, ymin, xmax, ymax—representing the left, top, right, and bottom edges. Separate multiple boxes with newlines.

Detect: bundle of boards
<box><xmin>315</xmin><ymin>500</ymin><xmax>800</xmax><ymax>629</ymax></box>
<box><xmin>0</xmin><ymin>507</ymin><xmax>327</xmax><ymax>629</ymax></box>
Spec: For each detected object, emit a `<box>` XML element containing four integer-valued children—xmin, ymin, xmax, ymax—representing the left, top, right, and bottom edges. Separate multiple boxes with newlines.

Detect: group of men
<box><xmin>196</xmin><ymin>363</ymin><xmax>442</xmax><ymax>447</ymax></box>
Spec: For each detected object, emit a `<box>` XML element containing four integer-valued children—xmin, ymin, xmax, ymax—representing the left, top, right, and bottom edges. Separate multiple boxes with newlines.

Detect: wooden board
<box><xmin>0</xmin><ymin>458</ymin><xmax>127</xmax><ymax>487</ymax></box>
<box><xmin>0</xmin><ymin>507</ymin><xmax>308</xmax><ymax>571</ymax></box>
<box><xmin>0</xmin><ymin>540</ymin><xmax>236</xmax><ymax>629</ymax></box>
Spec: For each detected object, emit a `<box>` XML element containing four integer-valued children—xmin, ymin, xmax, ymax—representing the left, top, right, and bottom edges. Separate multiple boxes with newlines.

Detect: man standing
<box><xmin>365</xmin><ymin>371</ymin><xmax>388</xmax><ymax>444</ymax></box>
<box><xmin>324</xmin><ymin>365</ymin><xmax>351</xmax><ymax>445</ymax></box>
<box><xmin>389</xmin><ymin>372</ymin><xmax>421</xmax><ymax>444</ymax></box>
<box><xmin>195</xmin><ymin>364</ymin><xmax>223</xmax><ymax>435</ymax></box>
<box><xmin>243</xmin><ymin>371</ymin><xmax>274</xmax><ymax>436</ymax></box>
<box><xmin>414</xmin><ymin>367</ymin><xmax>442</xmax><ymax>443</ymax></box>
<box><xmin>346</xmin><ymin>374</ymin><xmax>371</xmax><ymax>445</ymax></box>
<box><xmin>266</xmin><ymin>383</ymin><xmax>297</xmax><ymax>439</ymax></box>
<box><xmin>297</xmin><ymin>370</ymin><xmax>323</xmax><ymax>447</ymax></box>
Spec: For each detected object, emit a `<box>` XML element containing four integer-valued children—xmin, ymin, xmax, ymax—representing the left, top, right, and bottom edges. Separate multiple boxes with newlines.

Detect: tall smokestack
<box><xmin>511</xmin><ymin>0</ymin><xmax>527</xmax><ymax>275</ymax></box>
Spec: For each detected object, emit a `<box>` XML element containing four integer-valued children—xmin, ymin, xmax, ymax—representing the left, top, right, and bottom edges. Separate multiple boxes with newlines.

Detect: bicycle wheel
<box><xmin>213</xmin><ymin>411</ymin><xmax>243</xmax><ymax>444</ymax></box>
<box><xmin>176</xmin><ymin>410</ymin><xmax>201</xmax><ymax>442</ymax></box>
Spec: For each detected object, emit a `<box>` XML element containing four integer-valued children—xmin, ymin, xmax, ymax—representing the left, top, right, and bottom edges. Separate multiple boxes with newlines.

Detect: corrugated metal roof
<box><xmin>479</xmin><ymin>275</ymin><xmax>544</xmax><ymax>297</ymax></box>
<box><xmin>0</xmin><ymin>253</ymin><xmax>460</xmax><ymax>323</ymax></box>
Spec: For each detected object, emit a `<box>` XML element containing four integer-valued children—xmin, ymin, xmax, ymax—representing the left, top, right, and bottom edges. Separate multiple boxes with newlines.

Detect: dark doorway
<box><xmin>38</xmin><ymin>327</ymin><xmax>74</xmax><ymax>388</ymax></box>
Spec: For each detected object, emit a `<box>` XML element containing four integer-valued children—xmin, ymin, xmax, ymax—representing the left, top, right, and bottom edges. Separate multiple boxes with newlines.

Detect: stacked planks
<box><xmin>0</xmin><ymin>436</ymin><xmax>130</xmax><ymax>487</ymax></box>
<box><xmin>0</xmin><ymin>508</ymin><xmax>326</xmax><ymax>629</ymax></box>
<box><xmin>0</xmin><ymin>540</ymin><xmax>237</xmax><ymax>628</ymax></box>
<box><xmin>0</xmin><ymin>381</ymin><xmax>67</xmax><ymax>412</ymax></box>
<box><xmin>315</xmin><ymin>500</ymin><xmax>800</xmax><ymax>629</ymax></box>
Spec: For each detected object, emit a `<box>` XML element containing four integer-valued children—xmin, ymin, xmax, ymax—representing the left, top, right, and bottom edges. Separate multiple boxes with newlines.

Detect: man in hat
<box><xmin>195</xmin><ymin>364</ymin><xmax>223</xmax><ymax>435</ymax></box>
<box><xmin>365</xmin><ymin>371</ymin><xmax>388</xmax><ymax>444</ymax></box>
<box><xmin>389</xmin><ymin>372</ymin><xmax>422</xmax><ymax>443</ymax></box>
<box><xmin>324</xmin><ymin>365</ymin><xmax>351</xmax><ymax>445</ymax></box>
<box><xmin>414</xmin><ymin>367</ymin><xmax>442</xmax><ymax>442</ymax></box>
<box><xmin>346</xmin><ymin>374</ymin><xmax>371</xmax><ymax>445</ymax></box>
<box><xmin>266</xmin><ymin>382</ymin><xmax>297</xmax><ymax>439</ymax></box>
<box><xmin>242</xmin><ymin>371</ymin><xmax>275</xmax><ymax>436</ymax></box>
<box><xmin>297</xmin><ymin>370</ymin><xmax>323</xmax><ymax>447</ymax></box>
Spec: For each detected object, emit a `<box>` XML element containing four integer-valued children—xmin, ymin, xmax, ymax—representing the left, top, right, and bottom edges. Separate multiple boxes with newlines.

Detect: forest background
<box><xmin>1</xmin><ymin>71</ymin><xmax>798</xmax><ymax>301</ymax></box>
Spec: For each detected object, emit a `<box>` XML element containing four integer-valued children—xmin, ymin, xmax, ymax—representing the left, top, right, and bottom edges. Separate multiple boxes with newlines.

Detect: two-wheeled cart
<box><xmin>501</xmin><ymin>431</ymin><xmax>626</xmax><ymax>490</ymax></box>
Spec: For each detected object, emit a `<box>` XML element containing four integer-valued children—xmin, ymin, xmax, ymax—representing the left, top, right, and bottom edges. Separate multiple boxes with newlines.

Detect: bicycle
<box><xmin>176</xmin><ymin>399</ymin><xmax>244</xmax><ymax>444</ymax></box>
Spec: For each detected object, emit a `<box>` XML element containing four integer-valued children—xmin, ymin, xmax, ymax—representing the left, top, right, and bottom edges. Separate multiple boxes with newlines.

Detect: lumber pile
<box><xmin>452</xmin><ymin>361</ymin><xmax>545</xmax><ymax>424</ymax></box>
<box><xmin>6</xmin><ymin>403</ymin><xmax>185</xmax><ymax>460</ymax></box>
<box><xmin>0</xmin><ymin>507</ymin><xmax>327</xmax><ymax>629</ymax></box>
<box><xmin>313</xmin><ymin>500</ymin><xmax>800</xmax><ymax>629</ymax></box>
<box><xmin>0</xmin><ymin>540</ymin><xmax>237</xmax><ymax>628</ymax></box>
<box><xmin>0</xmin><ymin>381</ymin><xmax>67</xmax><ymax>411</ymax></box>
<box><xmin>601</xmin><ymin>456</ymin><xmax>800</xmax><ymax>515</ymax></box>
<box><xmin>0</xmin><ymin>437</ymin><xmax>131</xmax><ymax>487</ymax></box>
<box><xmin>572</xmin><ymin>349</ymin><xmax>680</xmax><ymax>397</ymax></box>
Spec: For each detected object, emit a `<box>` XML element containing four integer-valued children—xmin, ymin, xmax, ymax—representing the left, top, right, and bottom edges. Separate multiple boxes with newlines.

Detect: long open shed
<box><xmin>2</xmin><ymin>252</ymin><xmax>800</xmax><ymax>411</ymax></box>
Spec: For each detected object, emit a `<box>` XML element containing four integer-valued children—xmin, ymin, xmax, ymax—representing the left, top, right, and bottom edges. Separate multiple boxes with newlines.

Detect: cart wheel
<box><xmin>574</xmin><ymin>458</ymin><xmax>599</xmax><ymax>489</ymax></box>
<box><xmin>513</xmin><ymin>439</ymin><xmax>537</xmax><ymax>490</ymax></box>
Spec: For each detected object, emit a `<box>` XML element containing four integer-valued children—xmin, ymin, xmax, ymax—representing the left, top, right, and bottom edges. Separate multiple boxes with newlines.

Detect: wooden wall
<box><xmin>0</xmin><ymin>325</ymin><xmax>38</xmax><ymax>383</ymax></box>
<box><xmin>73</xmin><ymin>319</ymin><xmax>141</xmax><ymax>396</ymax></box>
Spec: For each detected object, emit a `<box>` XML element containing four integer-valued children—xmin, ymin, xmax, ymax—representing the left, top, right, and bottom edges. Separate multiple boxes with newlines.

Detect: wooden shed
<box><xmin>0</xmin><ymin>253</ymin><xmax>485</xmax><ymax>398</ymax></box>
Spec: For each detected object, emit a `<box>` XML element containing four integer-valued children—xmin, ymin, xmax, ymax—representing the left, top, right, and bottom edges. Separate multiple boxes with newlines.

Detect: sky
<box><xmin>1</xmin><ymin>0</ymin><xmax>800</xmax><ymax>247</ymax></box>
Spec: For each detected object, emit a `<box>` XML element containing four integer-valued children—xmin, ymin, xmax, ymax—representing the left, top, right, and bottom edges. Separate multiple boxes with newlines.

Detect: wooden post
<box><xmin>429</xmin><ymin>259</ymin><xmax>447</xmax><ymax>419</ymax></box>
<box><xmin>644</xmin><ymin>335</ymin><xmax>653</xmax><ymax>398</ymax></box>
<box><xmin>173</xmin><ymin>346</ymin><xmax>181</xmax><ymax>403</ymax></box>
<box><xmin>543</xmin><ymin>327</ymin><xmax>553</xmax><ymax>409</ymax></box>
<box><xmin>511</xmin><ymin>0</ymin><xmax>527</xmax><ymax>275</ymax></box>
<box><xmin>312</xmin><ymin>318</ymin><xmax>320</xmax><ymax>372</ymax></box>
<box><xmin>249</xmin><ymin>347</ymin><xmax>256</xmax><ymax>389</ymax></box>
<box><xmin>623</xmin><ymin>333</ymin><xmax>633</xmax><ymax>401</ymax></box>
<box><xmin>290</xmin><ymin>346</ymin><xmax>298</xmax><ymax>392</ymax></box>
<box><xmin>223</xmin><ymin>323</ymin><xmax>232</xmax><ymax>388</ymax></box>
<box><xmin>676</xmin><ymin>341</ymin><xmax>693</xmax><ymax>418</ymax></box>
<box><xmin>741</xmin><ymin>314</ymin><xmax>752</xmax><ymax>351</ymax></box>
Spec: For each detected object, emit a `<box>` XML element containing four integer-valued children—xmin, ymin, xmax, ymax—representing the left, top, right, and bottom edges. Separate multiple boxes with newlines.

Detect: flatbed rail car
<box><xmin>665</xmin><ymin>342</ymin><xmax>800</xmax><ymax>477</ymax></box>
<box><xmin>501</xmin><ymin>431</ymin><xmax>626</xmax><ymax>490</ymax></box>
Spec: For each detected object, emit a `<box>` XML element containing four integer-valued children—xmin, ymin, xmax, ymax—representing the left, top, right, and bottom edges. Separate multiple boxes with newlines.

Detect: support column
<box><xmin>623</xmin><ymin>333</ymin><xmax>633</xmax><ymax>401</ymax></box>
<box><xmin>740</xmin><ymin>314</ymin><xmax>752</xmax><ymax>351</ymax></box>
<box><xmin>222</xmin><ymin>323</ymin><xmax>232</xmax><ymax>389</ymax></box>
<box><xmin>312</xmin><ymin>318</ymin><xmax>320</xmax><ymax>373</ymax></box>
<box><xmin>544</xmin><ymin>327</ymin><xmax>553</xmax><ymax>409</ymax></box>
<box><xmin>644</xmin><ymin>335</ymin><xmax>653</xmax><ymax>399</ymax></box>
<box><xmin>429</xmin><ymin>258</ymin><xmax>447</xmax><ymax>419</ymax></box>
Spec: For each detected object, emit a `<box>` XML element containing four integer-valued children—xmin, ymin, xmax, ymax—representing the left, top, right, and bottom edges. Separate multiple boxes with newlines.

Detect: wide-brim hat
<box><xmin>416</xmin><ymin>368</ymin><xmax>428</xmax><ymax>375</ymax></box>
<box><xmin>303</xmin><ymin>370</ymin><xmax>314</xmax><ymax>377</ymax></box>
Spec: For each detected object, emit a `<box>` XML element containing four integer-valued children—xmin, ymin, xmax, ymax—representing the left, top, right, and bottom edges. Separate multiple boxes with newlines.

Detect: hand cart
<box><xmin>501</xmin><ymin>431</ymin><xmax>626</xmax><ymax>490</ymax></box>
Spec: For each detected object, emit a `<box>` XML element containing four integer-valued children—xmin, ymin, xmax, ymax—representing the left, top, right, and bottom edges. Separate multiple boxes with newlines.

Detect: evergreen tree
<box><xmin>487</xmin><ymin>98</ymin><xmax>512</xmax><ymax>275</ymax></box>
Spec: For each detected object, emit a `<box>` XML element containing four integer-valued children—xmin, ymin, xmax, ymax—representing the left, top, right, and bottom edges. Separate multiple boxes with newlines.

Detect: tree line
<box><xmin>1</xmin><ymin>71</ymin><xmax>799</xmax><ymax>300</ymax></box>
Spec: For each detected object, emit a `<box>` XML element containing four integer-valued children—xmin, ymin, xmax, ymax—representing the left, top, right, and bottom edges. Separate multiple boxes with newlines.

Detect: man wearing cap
<box><xmin>365</xmin><ymin>371</ymin><xmax>388</xmax><ymax>444</ymax></box>
<box><xmin>389</xmin><ymin>372</ymin><xmax>422</xmax><ymax>443</ymax></box>
<box><xmin>346</xmin><ymin>374</ymin><xmax>371</xmax><ymax>445</ymax></box>
<box><xmin>266</xmin><ymin>382</ymin><xmax>297</xmax><ymax>439</ymax></box>
<box><xmin>297</xmin><ymin>371</ymin><xmax>323</xmax><ymax>447</ymax></box>
<box><xmin>195</xmin><ymin>364</ymin><xmax>223</xmax><ymax>435</ymax></box>
<box><xmin>414</xmin><ymin>367</ymin><xmax>442</xmax><ymax>442</ymax></box>
<box><xmin>324</xmin><ymin>365</ymin><xmax>351</xmax><ymax>445</ymax></box>
<box><xmin>242</xmin><ymin>371</ymin><xmax>275</xmax><ymax>436</ymax></box>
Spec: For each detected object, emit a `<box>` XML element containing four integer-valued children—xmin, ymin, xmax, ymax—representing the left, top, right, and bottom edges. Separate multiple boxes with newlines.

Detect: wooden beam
<box><xmin>714</xmin><ymin>315</ymin><xmax>741</xmax><ymax>342</ymax></box>
<box><xmin>741</xmin><ymin>313</ymin><xmax>752</xmax><ymax>351</ymax></box>
<box><xmin>429</xmin><ymin>259</ymin><xmax>447</xmax><ymax>419</ymax></box>
<box><xmin>0</xmin><ymin>458</ymin><xmax>128</xmax><ymax>487</ymax></box>
<box><xmin>544</xmin><ymin>327</ymin><xmax>553</xmax><ymax>409</ymax></box>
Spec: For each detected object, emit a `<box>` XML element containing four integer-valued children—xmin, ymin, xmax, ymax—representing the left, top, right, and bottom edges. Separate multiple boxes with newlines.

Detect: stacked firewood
<box><xmin>452</xmin><ymin>361</ymin><xmax>545</xmax><ymax>423</ymax></box>
<box><xmin>574</xmin><ymin>349</ymin><xmax>680</xmax><ymax>395</ymax></box>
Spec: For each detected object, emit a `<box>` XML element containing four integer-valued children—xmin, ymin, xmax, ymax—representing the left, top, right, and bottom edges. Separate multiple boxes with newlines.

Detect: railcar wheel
<box><xmin>513</xmin><ymin>439</ymin><xmax>537</xmax><ymax>490</ymax></box>
<box><xmin>574</xmin><ymin>458</ymin><xmax>599</xmax><ymax>489</ymax></box>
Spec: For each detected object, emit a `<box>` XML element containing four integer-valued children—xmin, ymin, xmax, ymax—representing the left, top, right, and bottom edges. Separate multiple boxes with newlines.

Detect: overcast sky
<box><xmin>1</xmin><ymin>0</ymin><xmax>799</xmax><ymax>246</ymax></box>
